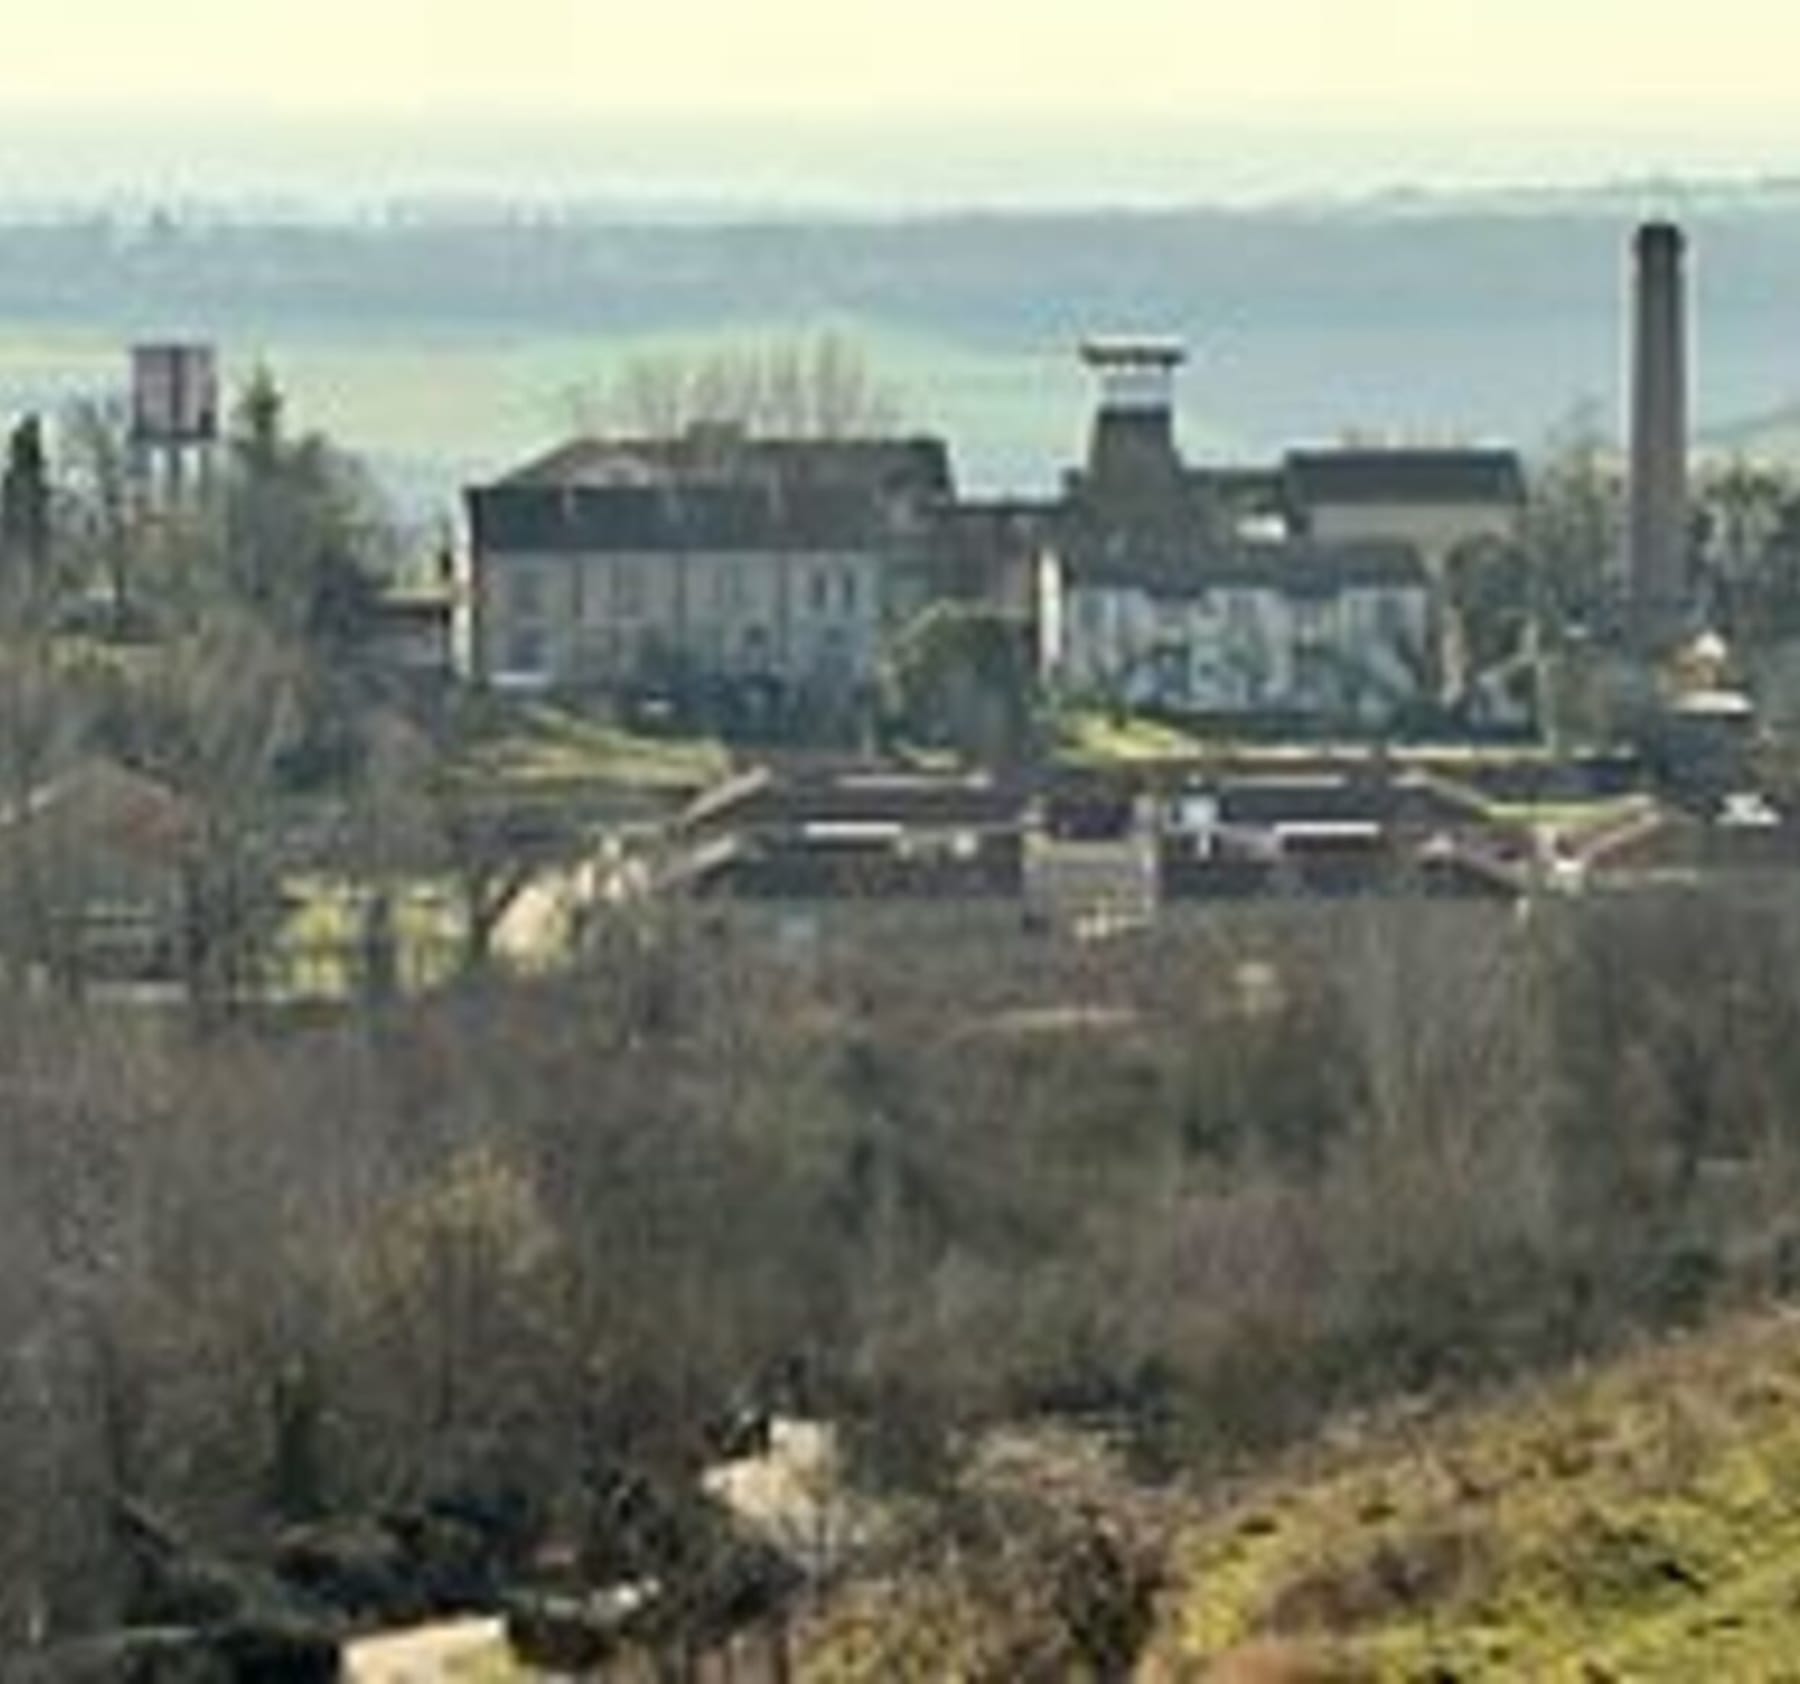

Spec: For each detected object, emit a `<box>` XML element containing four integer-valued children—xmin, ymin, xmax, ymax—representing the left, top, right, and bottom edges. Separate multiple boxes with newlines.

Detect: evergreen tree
<box><xmin>0</xmin><ymin>415</ymin><xmax>52</xmax><ymax>589</ymax></box>
<box><xmin>887</xmin><ymin>602</ymin><xmax>1042</xmax><ymax>767</ymax></box>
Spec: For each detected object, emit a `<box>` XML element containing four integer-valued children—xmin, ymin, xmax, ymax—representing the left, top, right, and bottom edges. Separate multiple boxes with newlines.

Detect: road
<box><xmin>343</xmin><ymin>1617</ymin><xmax>509</xmax><ymax>1683</ymax></box>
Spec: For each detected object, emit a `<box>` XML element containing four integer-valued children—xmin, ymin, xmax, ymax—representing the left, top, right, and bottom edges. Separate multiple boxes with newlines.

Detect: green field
<box><xmin>459</xmin><ymin>702</ymin><xmax>729</xmax><ymax>793</ymax></box>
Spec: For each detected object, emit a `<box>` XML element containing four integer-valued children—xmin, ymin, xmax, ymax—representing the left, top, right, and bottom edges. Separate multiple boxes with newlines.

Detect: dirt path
<box><xmin>343</xmin><ymin>1617</ymin><xmax>508</xmax><ymax>1683</ymax></box>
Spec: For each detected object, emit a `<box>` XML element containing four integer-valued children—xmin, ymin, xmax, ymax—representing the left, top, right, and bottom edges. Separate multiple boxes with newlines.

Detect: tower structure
<box><xmin>1627</xmin><ymin>222</ymin><xmax>1690</xmax><ymax>651</ymax></box>
<box><xmin>1078</xmin><ymin>336</ymin><xmax>1187</xmax><ymax>506</ymax></box>
<box><xmin>131</xmin><ymin>342</ymin><xmax>219</xmax><ymax>510</ymax></box>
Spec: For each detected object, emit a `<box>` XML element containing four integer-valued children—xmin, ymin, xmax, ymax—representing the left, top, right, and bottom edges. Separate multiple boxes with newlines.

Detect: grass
<box><xmin>1057</xmin><ymin>708</ymin><xmax>1210</xmax><ymax>764</ymax></box>
<box><xmin>795</xmin><ymin>1307</ymin><xmax>1800</xmax><ymax>1679</ymax></box>
<box><xmin>457</xmin><ymin>702</ymin><xmax>729</xmax><ymax>794</ymax></box>
<box><xmin>1480</xmin><ymin>794</ymin><xmax>1657</xmax><ymax>841</ymax></box>
<box><xmin>446</xmin><ymin>1648</ymin><xmax>530</xmax><ymax>1682</ymax></box>
<box><xmin>1141</xmin><ymin>1305</ymin><xmax>1800</xmax><ymax>1679</ymax></box>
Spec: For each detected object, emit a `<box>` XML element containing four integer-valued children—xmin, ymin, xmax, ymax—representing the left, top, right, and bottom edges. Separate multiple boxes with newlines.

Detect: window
<box><xmin>818</xmin><ymin>623</ymin><xmax>852</xmax><ymax>675</ymax></box>
<box><xmin>1292</xmin><ymin>597</ymin><xmax>1331</xmax><ymax>645</ymax></box>
<box><xmin>840</xmin><ymin>568</ymin><xmax>861</xmax><ymax>616</ymax></box>
<box><xmin>1153</xmin><ymin>643</ymin><xmax>1190</xmax><ymax>702</ymax></box>
<box><xmin>508</xmin><ymin>569</ymin><xmax>544</xmax><ymax>619</ymax></box>
<box><xmin>711</xmin><ymin>564</ymin><xmax>747</xmax><ymax>615</ymax></box>
<box><xmin>504</xmin><ymin>625</ymin><xmax>548</xmax><ymax>678</ymax></box>
<box><xmin>612</xmin><ymin>560</ymin><xmax>646</xmax><ymax>618</ymax></box>
<box><xmin>808</xmin><ymin>569</ymin><xmax>830</xmax><ymax>614</ymax></box>
<box><xmin>582</xmin><ymin>560</ymin><xmax>610</xmax><ymax>622</ymax></box>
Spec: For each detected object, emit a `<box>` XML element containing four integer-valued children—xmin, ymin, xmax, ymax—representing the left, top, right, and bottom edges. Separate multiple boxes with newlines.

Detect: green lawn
<box><xmin>447</xmin><ymin>1646</ymin><xmax>529</xmax><ymax>1682</ymax></box>
<box><xmin>1480</xmin><ymin>794</ymin><xmax>1657</xmax><ymax>840</ymax></box>
<box><xmin>1055</xmin><ymin>708</ymin><xmax>1209</xmax><ymax>764</ymax></box>
<box><xmin>458</xmin><ymin>702</ymin><xmax>730</xmax><ymax>794</ymax></box>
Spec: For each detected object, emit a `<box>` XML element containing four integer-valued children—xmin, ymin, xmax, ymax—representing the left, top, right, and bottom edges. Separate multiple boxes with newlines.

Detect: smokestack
<box><xmin>1628</xmin><ymin>221</ymin><xmax>1690</xmax><ymax>650</ymax></box>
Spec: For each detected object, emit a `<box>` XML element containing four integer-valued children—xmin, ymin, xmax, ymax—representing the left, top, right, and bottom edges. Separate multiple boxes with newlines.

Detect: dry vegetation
<box><xmin>1139</xmin><ymin>1303</ymin><xmax>1800</xmax><ymax>1678</ymax></box>
<box><xmin>8</xmin><ymin>880</ymin><xmax>1800</xmax><ymax>1670</ymax></box>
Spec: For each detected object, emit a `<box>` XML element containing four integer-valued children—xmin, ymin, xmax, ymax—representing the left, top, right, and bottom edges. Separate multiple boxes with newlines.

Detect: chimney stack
<box><xmin>1079</xmin><ymin>336</ymin><xmax>1186</xmax><ymax>504</ymax></box>
<box><xmin>1628</xmin><ymin>221</ymin><xmax>1690</xmax><ymax>651</ymax></box>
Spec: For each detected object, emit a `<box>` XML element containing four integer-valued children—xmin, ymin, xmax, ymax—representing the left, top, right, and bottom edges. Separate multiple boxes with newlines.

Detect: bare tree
<box><xmin>586</xmin><ymin>332</ymin><xmax>903</xmax><ymax>440</ymax></box>
<box><xmin>59</xmin><ymin>397</ymin><xmax>141</xmax><ymax>635</ymax></box>
<box><xmin>122</xmin><ymin>615</ymin><xmax>305</xmax><ymax>1019</ymax></box>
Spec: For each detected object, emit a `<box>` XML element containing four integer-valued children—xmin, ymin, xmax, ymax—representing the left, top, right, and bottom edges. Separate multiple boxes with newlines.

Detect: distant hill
<box><xmin>0</xmin><ymin>194</ymin><xmax>1797</xmax><ymax>507</ymax></box>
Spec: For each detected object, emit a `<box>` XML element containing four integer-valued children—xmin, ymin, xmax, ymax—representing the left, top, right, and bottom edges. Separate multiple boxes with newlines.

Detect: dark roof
<box><xmin>475</xmin><ymin>428</ymin><xmax>955</xmax><ymax>556</ymax></box>
<box><xmin>496</xmin><ymin>430</ymin><xmax>955</xmax><ymax>501</ymax></box>
<box><xmin>468</xmin><ymin>480</ymin><xmax>916</xmax><ymax>554</ymax></box>
<box><xmin>1190</xmin><ymin>466</ymin><xmax>1287</xmax><ymax>509</ymax></box>
<box><xmin>940</xmin><ymin>498</ymin><xmax>1059</xmax><ymax>543</ymax></box>
<box><xmin>1284</xmin><ymin>448</ymin><xmax>1525</xmax><ymax>509</ymax></box>
<box><xmin>1060</xmin><ymin>536</ymin><xmax>1427</xmax><ymax>597</ymax></box>
<box><xmin>679</xmin><ymin>768</ymin><xmax>1029</xmax><ymax>836</ymax></box>
<box><xmin>1214</xmin><ymin>777</ymin><xmax>1396</xmax><ymax>827</ymax></box>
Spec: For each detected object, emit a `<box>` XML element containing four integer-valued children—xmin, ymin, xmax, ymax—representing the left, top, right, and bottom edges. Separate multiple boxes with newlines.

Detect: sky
<box><xmin>1</xmin><ymin>2</ymin><xmax>1797</xmax><ymax>208</ymax></box>
<box><xmin>2</xmin><ymin>0</ymin><xmax>1797</xmax><ymax>125</ymax></box>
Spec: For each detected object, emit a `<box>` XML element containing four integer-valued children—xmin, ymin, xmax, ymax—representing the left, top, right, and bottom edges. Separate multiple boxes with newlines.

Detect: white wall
<box><xmin>1305</xmin><ymin>502</ymin><xmax>1517</xmax><ymax>576</ymax></box>
<box><xmin>475</xmin><ymin>544</ymin><xmax>888</xmax><ymax>688</ymax></box>
<box><xmin>1060</xmin><ymin>578</ymin><xmax>1430</xmax><ymax>721</ymax></box>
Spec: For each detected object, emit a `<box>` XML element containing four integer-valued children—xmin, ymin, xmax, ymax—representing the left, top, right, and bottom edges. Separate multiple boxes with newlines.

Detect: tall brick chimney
<box><xmin>1628</xmin><ymin>221</ymin><xmax>1690</xmax><ymax>651</ymax></box>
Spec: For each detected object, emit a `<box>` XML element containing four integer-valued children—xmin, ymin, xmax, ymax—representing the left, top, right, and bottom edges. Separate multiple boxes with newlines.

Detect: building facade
<box><xmin>1037</xmin><ymin>343</ymin><xmax>1446</xmax><ymax>727</ymax></box>
<box><xmin>1051</xmin><ymin>542</ymin><xmax>1432</xmax><ymax>725</ymax></box>
<box><xmin>465</xmin><ymin>428</ymin><xmax>953</xmax><ymax>702</ymax></box>
<box><xmin>1282</xmin><ymin>447</ymin><xmax>1527</xmax><ymax>699</ymax></box>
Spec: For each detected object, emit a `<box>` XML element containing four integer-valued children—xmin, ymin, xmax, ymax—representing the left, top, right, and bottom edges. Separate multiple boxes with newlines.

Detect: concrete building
<box><xmin>1050</xmin><ymin>541</ymin><xmax>1431</xmax><ymax>725</ymax></box>
<box><xmin>1282</xmin><ymin>447</ymin><xmax>1527</xmax><ymax>698</ymax></box>
<box><xmin>1283</xmin><ymin>448</ymin><xmax>1526</xmax><ymax>572</ymax></box>
<box><xmin>464</xmin><ymin>426</ymin><xmax>953</xmax><ymax>705</ymax></box>
<box><xmin>1041</xmin><ymin>343</ymin><xmax>1441</xmax><ymax>728</ymax></box>
<box><xmin>465</xmin><ymin>342</ymin><xmax>1527</xmax><ymax>740</ymax></box>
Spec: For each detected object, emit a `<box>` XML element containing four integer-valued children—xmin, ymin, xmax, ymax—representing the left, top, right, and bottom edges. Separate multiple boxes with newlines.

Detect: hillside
<box><xmin>1149</xmin><ymin>1304</ymin><xmax>1800</xmax><ymax>1678</ymax></box>
<box><xmin>801</xmin><ymin>1306</ymin><xmax>1800</xmax><ymax>1680</ymax></box>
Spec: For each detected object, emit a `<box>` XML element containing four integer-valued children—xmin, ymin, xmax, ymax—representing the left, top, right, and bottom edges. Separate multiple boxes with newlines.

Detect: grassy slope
<box><xmin>457</xmin><ymin>702</ymin><xmax>730</xmax><ymax>794</ymax></box>
<box><xmin>424</xmin><ymin>1309</ymin><xmax>1800</xmax><ymax>1680</ymax></box>
<box><xmin>1144</xmin><ymin>1306</ymin><xmax>1800</xmax><ymax>1680</ymax></box>
<box><xmin>1057</xmin><ymin>709</ymin><xmax>1211</xmax><ymax>764</ymax></box>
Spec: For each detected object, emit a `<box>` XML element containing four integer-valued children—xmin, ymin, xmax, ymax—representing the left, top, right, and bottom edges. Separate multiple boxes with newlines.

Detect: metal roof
<box><xmin>1284</xmin><ymin>447</ymin><xmax>1526</xmax><ymax>509</ymax></box>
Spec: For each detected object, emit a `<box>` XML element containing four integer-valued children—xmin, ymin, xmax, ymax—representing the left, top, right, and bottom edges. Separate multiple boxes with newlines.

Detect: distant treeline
<box><xmin>0</xmin><ymin>206</ymin><xmax>1795</xmax><ymax>448</ymax></box>
<box><xmin>0</xmin><ymin>207</ymin><xmax>1685</xmax><ymax>333</ymax></box>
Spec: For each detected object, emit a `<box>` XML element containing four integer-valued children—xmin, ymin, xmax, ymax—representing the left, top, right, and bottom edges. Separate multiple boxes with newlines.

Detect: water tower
<box><xmin>131</xmin><ymin>342</ymin><xmax>219</xmax><ymax>508</ymax></box>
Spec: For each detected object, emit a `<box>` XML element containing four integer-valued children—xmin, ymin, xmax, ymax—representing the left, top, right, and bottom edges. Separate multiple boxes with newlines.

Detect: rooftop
<box><xmin>468</xmin><ymin>479</ymin><xmax>924</xmax><ymax>554</ymax></box>
<box><xmin>1080</xmin><ymin>335</ymin><xmax>1187</xmax><ymax>369</ymax></box>
<box><xmin>495</xmin><ymin>428</ymin><xmax>954</xmax><ymax>501</ymax></box>
<box><xmin>1285</xmin><ymin>447</ymin><xmax>1526</xmax><ymax>509</ymax></box>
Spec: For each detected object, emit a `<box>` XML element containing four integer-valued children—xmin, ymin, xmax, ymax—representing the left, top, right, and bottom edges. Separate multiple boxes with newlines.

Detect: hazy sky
<box><xmin>5</xmin><ymin>0</ymin><xmax>1798</xmax><ymax>127</ymax></box>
